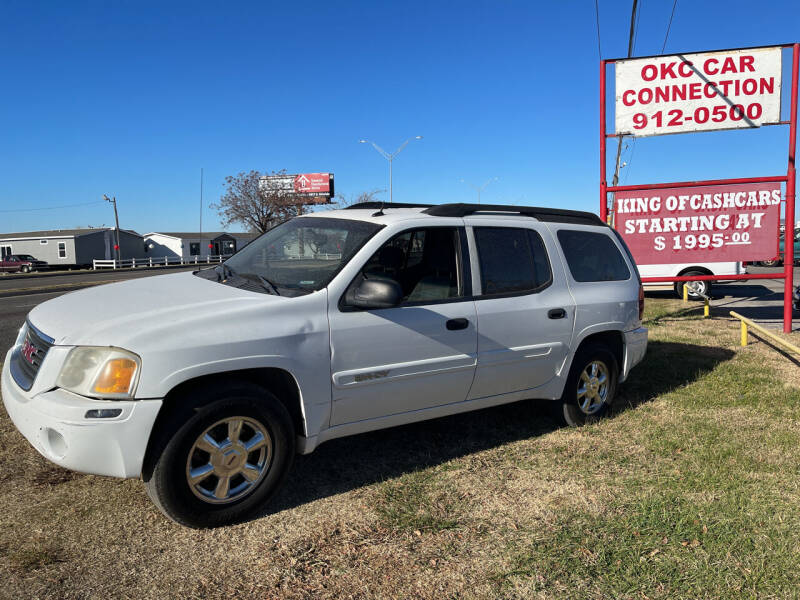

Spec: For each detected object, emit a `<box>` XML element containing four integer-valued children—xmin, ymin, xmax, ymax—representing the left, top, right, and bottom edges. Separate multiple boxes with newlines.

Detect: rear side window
<box><xmin>557</xmin><ymin>230</ymin><xmax>630</xmax><ymax>282</ymax></box>
<box><xmin>474</xmin><ymin>227</ymin><xmax>552</xmax><ymax>295</ymax></box>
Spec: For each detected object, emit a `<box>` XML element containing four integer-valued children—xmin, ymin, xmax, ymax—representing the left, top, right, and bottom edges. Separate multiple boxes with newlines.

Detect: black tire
<box><xmin>21</xmin><ymin>265</ymin><xmax>30</xmax><ymax>273</ymax></box>
<box><xmin>760</xmin><ymin>258</ymin><xmax>782</xmax><ymax>268</ymax></box>
<box><xmin>559</xmin><ymin>343</ymin><xmax>619</xmax><ymax>427</ymax></box>
<box><xmin>673</xmin><ymin>270</ymin><xmax>711</xmax><ymax>300</ymax></box>
<box><xmin>143</xmin><ymin>381</ymin><xmax>295</xmax><ymax>528</ymax></box>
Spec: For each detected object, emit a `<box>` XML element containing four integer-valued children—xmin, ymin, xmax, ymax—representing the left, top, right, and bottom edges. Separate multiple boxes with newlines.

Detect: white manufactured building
<box><xmin>143</xmin><ymin>232</ymin><xmax>258</xmax><ymax>260</ymax></box>
<box><xmin>0</xmin><ymin>228</ymin><xmax>146</xmax><ymax>267</ymax></box>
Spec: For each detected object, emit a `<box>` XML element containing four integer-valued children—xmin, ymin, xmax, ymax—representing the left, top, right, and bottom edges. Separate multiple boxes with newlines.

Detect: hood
<box><xmin>28</xmin><ymin>271</ymin><xmax>283</xmax><ymax>347</ymax></box>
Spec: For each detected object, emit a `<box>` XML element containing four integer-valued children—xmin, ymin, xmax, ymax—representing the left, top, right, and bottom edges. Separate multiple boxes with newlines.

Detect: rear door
<box><xmin>552</xmin><ymin>226</ymin><xmax>639</xmax><ymax>338</ymax></box>
<box><xmin>466</xmin><ymin>221</ymin><xmax>576</xmax><ymax>399</ymax></box>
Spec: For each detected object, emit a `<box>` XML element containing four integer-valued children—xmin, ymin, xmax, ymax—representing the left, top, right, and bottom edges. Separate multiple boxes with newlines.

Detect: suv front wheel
<box><xmin>143</xmin><ymin>382</ymin><xmax>295</xmax><ymax>528</ymax></box>
<box><xmin>560</xmin><ymin>343</ymin><xmax>619</xmax><ymax>426</ymax></box>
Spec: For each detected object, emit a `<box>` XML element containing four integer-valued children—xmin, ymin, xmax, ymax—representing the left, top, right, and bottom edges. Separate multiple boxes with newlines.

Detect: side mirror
<box><xmin>349</xmin><ymin>278</ymin><xmax>402</xmax><ymax>309</ymax></box>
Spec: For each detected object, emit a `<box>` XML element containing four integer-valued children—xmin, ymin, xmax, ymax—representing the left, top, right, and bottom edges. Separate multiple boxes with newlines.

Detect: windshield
<box><xmin>203</xmin><ymin>216</ymin><xmax>382</xmax><ymax>296</ymax></box>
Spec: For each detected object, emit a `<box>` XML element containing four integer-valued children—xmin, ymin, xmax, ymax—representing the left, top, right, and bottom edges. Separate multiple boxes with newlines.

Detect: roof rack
<box><xmin>422</xmin><ymin>203</ymin><xmax>605</xmax><ymax>226</ymax></box>
<box><xmin>346</xmin><ymin>202</ymin><xmax>433</xmax><ymax>210</ymax></box>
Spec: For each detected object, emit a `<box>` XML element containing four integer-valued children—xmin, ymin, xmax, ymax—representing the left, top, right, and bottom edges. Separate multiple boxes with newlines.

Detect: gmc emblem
<box><xmin>21</xmin><ymin>339</ymin><xmax>37</xmax><ymax>364</ymax></box>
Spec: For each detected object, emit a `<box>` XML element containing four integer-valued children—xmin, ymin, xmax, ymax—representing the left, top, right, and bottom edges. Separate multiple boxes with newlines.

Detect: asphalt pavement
<box><xmin>0</xmin><ymin>265</ymin><xmax>199</xmax><ymax>297</ymax></box>
<box><xmin>0</xmin><ymin>266</ymin><xmax>202</xmax><ymax>353</ymax></box>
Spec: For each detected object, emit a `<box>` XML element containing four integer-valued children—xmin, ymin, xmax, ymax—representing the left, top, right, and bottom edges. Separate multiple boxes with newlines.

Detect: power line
<box><xmin>0</xmin><ymin>200</ymin><xmax>106</xmax><ymax>213</ymax></box>
<box><xmin>626</xmin><ymin>0</ymin><xmax>676</xmax><ymax>184</ymax></box>
<box><xmin>632</xmin><ymin>0</ymin><xmax>643</xmax><ymax>56</ymax></box>
<box><xmin>594</xmin><ymin>0</ymin><xmax>602</xmax><ymax>59</ymax></box>
<box><xmin>612</xmin><ymin>0</ymin><xmax>640</xmax><ymax>189</ymax></box>
<box><xmin>625</xmin><ymin>0</ymin><xmax>639</xmax><ymax>58</ymax></box>
<box><xmin>660</xmin><ymin>0</ymin><xmax>678</xmax><ymax>54</ymax></box>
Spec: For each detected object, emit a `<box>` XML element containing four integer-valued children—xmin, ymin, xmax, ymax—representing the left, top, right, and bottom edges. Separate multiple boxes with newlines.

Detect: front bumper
<box><xmin>621</xmin><ymin>327</ymin><xmax>648</xmax><ymax>382</ymax></box>
<box><xmin>2</xmin><ymin>354</ymin><xmax>162</xmax><ymax>478</ymax></box>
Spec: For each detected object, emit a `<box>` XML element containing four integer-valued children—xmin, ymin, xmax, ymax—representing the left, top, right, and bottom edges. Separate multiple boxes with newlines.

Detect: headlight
<box><xmin>56</xmin><ymin>347</ymin><xmax>141</xmax><ymax>399</ymax></box>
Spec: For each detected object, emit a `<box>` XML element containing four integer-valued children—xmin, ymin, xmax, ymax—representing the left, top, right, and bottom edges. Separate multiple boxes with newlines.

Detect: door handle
<box><xmin>548</xmin><ymin>308</ymin><xmax>567</xmax><ymax>319</ymax></box>
<box><xmin>446</xmin><ymin>318</ymin><xmax>470</xmax><ymax>330</ymax></box>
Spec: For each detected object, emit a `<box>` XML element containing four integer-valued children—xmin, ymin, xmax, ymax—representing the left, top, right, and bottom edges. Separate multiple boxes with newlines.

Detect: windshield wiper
<box><xmin>255</xmin><ymin>274</ymin><xmax>281</xmax><ymax>296</ymax></box>
<box><xmin>214</xmin><ymin>263</ymin><xmax>235</xmax><ymax>281</ymax></box>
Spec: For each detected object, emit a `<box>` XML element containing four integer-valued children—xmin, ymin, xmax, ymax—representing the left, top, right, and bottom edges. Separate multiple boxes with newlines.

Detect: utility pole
<box><xmin>612</xmin><ymin>0</ymin><xmax>639</xmax><ymax>189</ymax></box>
<box><xmin>103</xmin><ymin>194</ymin><xmax>122</xmax><ymax>261</ymax></box>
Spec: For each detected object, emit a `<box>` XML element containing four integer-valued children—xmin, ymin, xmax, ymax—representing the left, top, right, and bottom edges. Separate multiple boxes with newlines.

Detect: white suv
<box><xmin>2</xmin><ymin>203</ymin><xmax>647</xmax><ymax>527</ymax></box>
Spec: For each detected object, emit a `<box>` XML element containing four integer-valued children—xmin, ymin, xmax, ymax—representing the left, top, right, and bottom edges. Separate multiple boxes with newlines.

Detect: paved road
<box><xmin>646</xmin><ymin>265</ymin><xmax>799</xmax><ymax>330</ymax></box>
<box><xmin>0</xmin><ymin>266</ymin><xmax>202</xmax><ymax>354</ymax></box>
<box><xmin>708</xmin><ymin>265</ymin><xmax>800</xmax><ymax>330</ymax></box>
<box><xmin>0</xmin><ymin>265</ymin><xmax>199</xmax><ymax>297</ymax></box>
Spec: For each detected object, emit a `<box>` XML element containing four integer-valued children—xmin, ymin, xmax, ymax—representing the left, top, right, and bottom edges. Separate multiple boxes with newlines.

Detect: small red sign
<box><xmin>614</xmin><ymin>182</ymin><xmax>781</xmax><ymax>265</ymax></box>
<box><xmin>293</xmin><ymin>173</ymin><xmax>330</xmax><ymax>194</ymax></box>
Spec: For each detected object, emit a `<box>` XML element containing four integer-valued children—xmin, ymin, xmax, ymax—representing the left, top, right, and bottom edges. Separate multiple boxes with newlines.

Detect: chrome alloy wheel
<box><xmin>185</xmin><ymin>416</ymin><xmax>273</xmax><ymax>504</ymax></box>
<box><xmin>577</xmin><ymin>361</ymin><xmax>609</xmax><ymax>415</ymax></box>
<box><xmin>685</xmin><ymin>281</ymin><xmax>705</xmax><ymax>297</ymax></box>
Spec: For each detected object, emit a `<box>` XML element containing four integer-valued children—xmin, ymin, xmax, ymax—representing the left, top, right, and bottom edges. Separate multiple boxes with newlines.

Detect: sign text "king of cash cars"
<box><xmin>614</xmin><ymin>182</ymin><xmax>781</xmax><ymax>265</ymax></box>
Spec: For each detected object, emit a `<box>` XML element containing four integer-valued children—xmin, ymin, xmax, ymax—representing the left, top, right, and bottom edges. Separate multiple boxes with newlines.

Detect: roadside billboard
<box><xmin>259</xmin><ymin>173</ymin><xmax>334</xmax><ymax>204</ymax></box>
<box><xmin>616</xmin><ymin>47</ymin><xmax>782</xmax><ymax>136</ymax></box>
<box><xmin>614</xmin><ymin>182</ymin><xmax>781</xmax><ymax>264</ymax></box>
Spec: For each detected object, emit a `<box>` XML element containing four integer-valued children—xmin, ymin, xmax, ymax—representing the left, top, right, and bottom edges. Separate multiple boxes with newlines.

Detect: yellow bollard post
<box><xmin>683</xmin><ymin>283</ymin><xmax>688</xmax><ymax>303</ymax></box>
<box><xmin>740</xmin><ymin>321</ymin><xmax>748</xmax><ymax>346</ymax></box>
<box><xmin>704</xmin><ymin>297</ymin><xmax>710</xmax><ymax>318</ymax></box>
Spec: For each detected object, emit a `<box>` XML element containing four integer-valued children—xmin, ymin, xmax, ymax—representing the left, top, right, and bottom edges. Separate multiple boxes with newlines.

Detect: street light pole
<box><xmin>103</xmin><ymin>194</ymin><xmax>122</xmax><ymax>261</ymax></box>
<box><xmin>460</xmin><ymin>177</ymin><xmax>498</xmax><ymax>205</ymax></box>
<box><xmin>359</xmin><ymin>136</ymin><xmax>422</xmax><ymax>204</ymax></box>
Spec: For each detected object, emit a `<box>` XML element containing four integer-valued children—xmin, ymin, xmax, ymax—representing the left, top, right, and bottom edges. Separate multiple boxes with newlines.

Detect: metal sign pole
<box><xmin>783</xmin><ymin>43</ymin><xmax>799</xmax><ymax>333</ymax></box>
<box><xmin>599</xmin><ymin>60</ymin><xmax>608</xmax><ymax>222</ymax></box>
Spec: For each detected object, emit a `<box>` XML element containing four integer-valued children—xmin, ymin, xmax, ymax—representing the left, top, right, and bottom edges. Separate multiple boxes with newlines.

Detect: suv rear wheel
<box><xmin>143</xmin><ymin>382</ymin><xmax>295</xmax><ymax>528</ymax></box>
<box><xmin>559</xmin><ymin>343</ymin><xmax>619</xmax><ymax>426</ymax></box>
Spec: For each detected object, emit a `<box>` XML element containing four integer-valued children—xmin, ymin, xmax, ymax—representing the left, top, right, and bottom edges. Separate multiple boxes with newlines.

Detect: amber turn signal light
<box><xmin>92</xmin><ymin>358</ymin><xmax>138</xmax><ymax>395</ymax></box>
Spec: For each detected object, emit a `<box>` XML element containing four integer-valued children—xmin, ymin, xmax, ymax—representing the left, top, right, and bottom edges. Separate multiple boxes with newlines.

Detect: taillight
<box><xmin>638</xmin><ymin>283</ymin><xmax>645</xmax><ymax>321</ymax></box>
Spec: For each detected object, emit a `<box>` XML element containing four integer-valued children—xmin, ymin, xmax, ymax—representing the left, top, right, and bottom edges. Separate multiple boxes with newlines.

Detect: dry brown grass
<box><xmin>1</xmin><ymin>298</ymin><xmax>799</xmax><ymax>599</ymax></box>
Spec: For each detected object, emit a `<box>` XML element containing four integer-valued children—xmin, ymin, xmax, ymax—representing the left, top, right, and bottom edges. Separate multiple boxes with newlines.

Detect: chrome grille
<box><xmin>10</xmin><ymin>322</ymin><xmax>54</xmax><ymax>391</ymax></box>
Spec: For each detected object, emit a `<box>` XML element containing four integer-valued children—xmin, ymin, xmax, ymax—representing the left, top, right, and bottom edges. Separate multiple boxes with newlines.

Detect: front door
<box><xmin>328</xmin><ymin>226</ymin><xmax>477</xmax><ymax>426</ymax></box>
<box><xmin>466</xmin><ymin>223</ymin><xmax>576</xmax><ymax>399</ymax></box>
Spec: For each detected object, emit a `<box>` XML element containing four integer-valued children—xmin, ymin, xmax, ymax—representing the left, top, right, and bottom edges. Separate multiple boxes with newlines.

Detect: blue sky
<box><xmin>1</xmin><ymin>0</ymin><xmax>798</xmax><ymax>234</ymax></box>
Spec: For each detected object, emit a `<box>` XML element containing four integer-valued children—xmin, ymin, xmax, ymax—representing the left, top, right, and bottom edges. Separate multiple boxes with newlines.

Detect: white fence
<box><xmin>93</xmin><ymin>255</ymin><xmax>228</xmax><ymax>270</ymax></box>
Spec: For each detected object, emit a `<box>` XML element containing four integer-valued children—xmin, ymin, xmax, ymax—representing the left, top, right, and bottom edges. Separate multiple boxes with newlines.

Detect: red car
<box><xmin>0</xmin><ymin>254</ymin><xmax>49</xmax><ymax>273</ymax></box>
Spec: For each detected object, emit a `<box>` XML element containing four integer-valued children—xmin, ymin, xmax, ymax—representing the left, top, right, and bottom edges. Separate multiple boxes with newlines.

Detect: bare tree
<box><xmin>330</xmin><ymin>188</ymin><xmax>385</xmax><ymax>209</ymax></box>
<box><xmin>212</xmin><ymin>170</ymin><xmax>308</xmax><ymax>233</ymax></box>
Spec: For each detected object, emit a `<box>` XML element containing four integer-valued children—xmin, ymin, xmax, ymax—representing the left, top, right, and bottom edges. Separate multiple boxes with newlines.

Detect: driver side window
<box><xmin>357</xmin><ymin>227</ymin><xmax>467</xmax><ymax>305</ymax></box>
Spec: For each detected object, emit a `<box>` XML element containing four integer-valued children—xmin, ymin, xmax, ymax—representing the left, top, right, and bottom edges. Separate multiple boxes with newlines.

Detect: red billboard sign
<box><xmin>293</xmin><ymin>173</ymin><xmax>330</xmax><ymax>194</ymax></box>
<box><xmin>259</xmin><ymin>172</ymin><xmax>334</xmax><ymax>204</ymax></box>
<box><xmin>614</xmin><ymin>182</ymin><xmax>781</xmax><ymax>265</ymax></box>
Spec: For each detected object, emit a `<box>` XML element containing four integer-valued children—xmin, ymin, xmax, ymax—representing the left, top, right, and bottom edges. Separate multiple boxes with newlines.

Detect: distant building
<box><xmin>0</xmin><ymin>228</ymin><xmax>145</xmax><ymax>267</ymax></box>
<box><xmin>142</xmin><ymin>232</ymin><xmax>258</xmax><ymax>259</ymax></box>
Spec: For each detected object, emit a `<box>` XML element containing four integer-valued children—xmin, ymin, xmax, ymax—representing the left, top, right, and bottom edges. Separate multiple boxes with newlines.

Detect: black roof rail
<box><xmin>346</xmin><ymin>202</ymin><xmax>433</xmax><ymax>210</ymax></box>
<box><xmin>422</xmin><ymin>203</ymin><xmax>605</xmax><ymax>226</ymax></box>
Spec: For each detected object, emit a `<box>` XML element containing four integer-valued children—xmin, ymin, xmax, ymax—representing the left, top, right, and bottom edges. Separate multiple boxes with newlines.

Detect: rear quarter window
<box><xmin>557</xmin><ymin>229</ymin><xmax>630</xmax><ymax>282</ymax></box>
<box><xmin>474</xmin><ymin>227</ymin><xmax>552</xmax><ymax>295</ymax></box>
